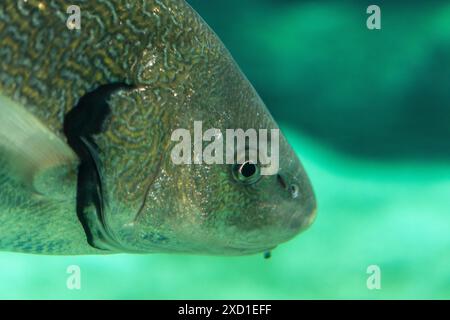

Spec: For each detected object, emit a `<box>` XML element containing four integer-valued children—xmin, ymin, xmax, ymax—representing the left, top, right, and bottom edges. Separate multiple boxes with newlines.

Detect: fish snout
<box><xmin>277</xmin><ymin>173</ymin><xmax>317</xmax><ymax>233</ymax></box>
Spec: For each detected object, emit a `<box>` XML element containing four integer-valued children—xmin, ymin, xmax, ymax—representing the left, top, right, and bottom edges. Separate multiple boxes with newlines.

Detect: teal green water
<box><xmin>0</xmin><ymin>128</ymin><xmax>449</xmax><ymax>299</ymax></box>
<box><xmin>0</xmin><ymin>1</ymin><xmax>449</xmax><ymax>299</ymax></box>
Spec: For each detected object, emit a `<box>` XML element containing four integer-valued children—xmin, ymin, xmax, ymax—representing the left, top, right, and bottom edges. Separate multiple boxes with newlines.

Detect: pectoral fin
<box><xmin>0</xmin><ymin>93</ymin><xmax>78</xmax><ymax>198</ymax></box>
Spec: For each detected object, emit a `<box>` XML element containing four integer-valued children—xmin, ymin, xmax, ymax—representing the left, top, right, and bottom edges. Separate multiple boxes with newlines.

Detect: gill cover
<box><xmin>63</xmin><ymin>83</ymin><xmax>135</xmax><ymax>252</ymax></box>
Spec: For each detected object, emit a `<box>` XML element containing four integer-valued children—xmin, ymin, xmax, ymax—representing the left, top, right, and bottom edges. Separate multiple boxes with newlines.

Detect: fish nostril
<box><xmin>289</xmin><ymin>184</ymin><xmax>299</xmax><ymax>199</ymax></box>
<box><xmin>277</xmin><ymin>174</ymin><xmax>287</xmax><ymax>189</ymax></box>
<box><xmin>278</xmin><ymin>175</ymin><xmax>300</xmax><ymax>199</ymax></box>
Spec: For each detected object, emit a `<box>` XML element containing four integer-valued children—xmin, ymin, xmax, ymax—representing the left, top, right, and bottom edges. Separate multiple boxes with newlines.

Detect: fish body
<box><xmin>0</xmin><ymin>0</ymin><xmax>316</xmax><ymax>255</ymax></box>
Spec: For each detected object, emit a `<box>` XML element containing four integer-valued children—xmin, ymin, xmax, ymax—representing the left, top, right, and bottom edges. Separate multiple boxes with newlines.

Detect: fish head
<box><xmin>172</xmin><ymin>66</ymin><xmax>317</xmax><ymax>256</ymax></box>
<box><xmin>116</xmin><ymin>51</ymin><xmax>317</xmax><ymax>256</ymax></box>
<box><xmin>89</xmin><ymin>1</ymin><xmax>316</xmax><ymax>255</ymax></box>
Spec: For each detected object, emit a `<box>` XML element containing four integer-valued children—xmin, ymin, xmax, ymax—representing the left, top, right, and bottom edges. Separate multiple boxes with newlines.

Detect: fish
<box><xmin>0</xmin><ymin>0</ymin><xmax>316</xmax><ymax>255</ymax></box>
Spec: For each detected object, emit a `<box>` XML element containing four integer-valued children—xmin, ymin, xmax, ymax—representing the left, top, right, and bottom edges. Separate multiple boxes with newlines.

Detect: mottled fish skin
<box><xmin>0</xmin><ymin>0</ymin><xmax>316</xmax><ymax>255</ymax></box>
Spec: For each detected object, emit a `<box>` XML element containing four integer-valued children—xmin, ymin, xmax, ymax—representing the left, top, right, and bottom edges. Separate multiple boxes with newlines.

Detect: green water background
<box><xmin>0</xmin><ymin>0</ymin><xmax>449</xmax><ymax>299</ymax></box>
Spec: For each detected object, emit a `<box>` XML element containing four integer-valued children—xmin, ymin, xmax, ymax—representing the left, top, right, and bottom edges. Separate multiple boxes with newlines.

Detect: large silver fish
<box><xmin>0</xmin><ymin>0</ymin><xmax>316</xmax><ymax>255</ymax></box>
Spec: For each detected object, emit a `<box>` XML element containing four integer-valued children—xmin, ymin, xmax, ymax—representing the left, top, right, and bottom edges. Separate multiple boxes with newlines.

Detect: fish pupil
<box><xmin>232</xmin><ymin>161</ymin><xmax>261</xmax><ymax>184</ymax></box>
<box><xmin>240</xmin><ymin>162</ymin><xmax>256</xmax><ymax>178</ymax></box>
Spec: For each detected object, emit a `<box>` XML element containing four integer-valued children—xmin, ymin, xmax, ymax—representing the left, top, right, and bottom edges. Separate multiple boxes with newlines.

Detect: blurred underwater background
<box><xmin>0</xmin><ymin>0</ymin><xmax>449</xmax><ymax>299</ymax></box>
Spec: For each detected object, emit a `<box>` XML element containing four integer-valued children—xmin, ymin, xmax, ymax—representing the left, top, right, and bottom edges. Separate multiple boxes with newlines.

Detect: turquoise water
<box><xmin>0</xmin><ymin>1</ymin><xmax>449</xmax><ymax>299</ymax></box>
<box><xmin>0</xmin><ymin>127</ymin><xmax>449</xmax><ymax>299</ymax></box>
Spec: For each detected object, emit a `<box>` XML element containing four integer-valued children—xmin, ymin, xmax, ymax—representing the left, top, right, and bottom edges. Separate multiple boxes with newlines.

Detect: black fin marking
<box><xmin>264</xmin><ymin>251</ymin><xmax>272</xmax><ymax>259</ymax></box>
<box><xmin>63</xmin><ymin>83</ymin><xmax>133</xmax><ymax>251</ymax></box>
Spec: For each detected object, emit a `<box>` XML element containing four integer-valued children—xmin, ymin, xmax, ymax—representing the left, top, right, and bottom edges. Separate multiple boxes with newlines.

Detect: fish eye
<box><xmin>232</xmin><ymin>161</ymin><xmax>261</xmax><ymax>184</ymax></box>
